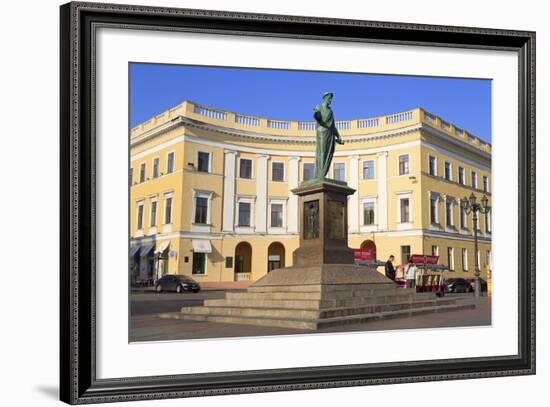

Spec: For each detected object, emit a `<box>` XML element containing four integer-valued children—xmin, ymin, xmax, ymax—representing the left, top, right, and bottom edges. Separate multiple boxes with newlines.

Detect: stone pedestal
<box><xmin>173</xmin><ymin>178</ymin><xmax>475</xmax><ymax>330</ymax></box>
<box><xmin>291</xmin><ymin>179</ymin><xmax>355</xmax><ymax>266</ymax></box>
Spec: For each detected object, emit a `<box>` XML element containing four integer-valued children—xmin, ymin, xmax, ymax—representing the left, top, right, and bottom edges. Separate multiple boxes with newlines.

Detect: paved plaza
<box><xmin>129</xmin><ymin>290</ymin><xmax>491</xmax><ymax>342</ymax></box>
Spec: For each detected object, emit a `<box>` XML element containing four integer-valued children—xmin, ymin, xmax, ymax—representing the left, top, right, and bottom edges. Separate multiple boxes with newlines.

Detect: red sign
<box><xmin>409</xmin><ymin>254</ymin><xmax>439</xmax><ymax>265</ymax></box>
<box><xmin>353</xmin><ymin>248</ymin><xmax>376</xmax><ymax>262</ymax></box>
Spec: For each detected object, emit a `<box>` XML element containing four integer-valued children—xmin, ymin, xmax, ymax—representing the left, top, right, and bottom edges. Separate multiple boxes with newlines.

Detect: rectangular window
<box><xmin>446</xmin><ymin>199</ymin><xmax>453</xmax><ymax>227</ymax></box>
<box><xmin>129</xmin><ymin>168</ymin><xmax>133</xmax><ymax>185</ymax></box>
<box><xmin>272</xmin><ymin>162</ymin><xmax>284</xmax><ymax>181</ymax></box>
<box><xmin>471</xmin><ymin>171</ymin><xmax>478</xmax><ymax>189</ymax></box>
<box><xmin>152</xmin><ymin>157</ymin><xmax>160</xmax><ymax>178</ymax></box>
<box><xmin>164</xmin><ymin>197</ymin><xmax>172</xmax><ymax>224</ymax></box>
<box><xmin>136</xmin><ymin>203</ymin><xmax>144</xmax><ymax>230</ymax></box>
<box><xmin>270</xmin><ymin>203</ymin><xmax>283</xmax><ymax>227</ymax></box>
<box><xmin>194</xmin><ymin>197</ymin><xmax>208</xmax><ymax>224</ymax></box>
<box><xmin>447</xmin><ymin>247</ymin><xmax>455</xmax><ymax>271</ymax></box>
<box><xmin>238</xmin><ymin>202</ymin><xmax>251</xmax><ymax>226</ymax></box>
<box><xmin>333</xmin><ymin>162</ymin><xmax>345</xmax><ymax>181</ymax></box>
<box><xmin>400</xmin><ymin>245</ymin><xmax>411</xmax><ymax>265</ymax></box>
<box><xmin>485</xmin><ymin>210</ymin><xmax>491</xmax><ymax>232</ymax></box>
<box><xmin>363</xmin><ymin>160</ymin><xmax>375</xmax><ymax>179</ymax></box>
<box><xmin>444</xmin><ymin>161</ymin><xmax>452</xmax><ymax>180</ymax></box>
<box><xmin>431</xmin><ymin>245</ymin><xmax>439</xmax><ymax>257</ymax></box>
<box><xmin>166</xmin><ymin>152</ymin><xmax>174</xmax><ymax>174</ymax></box>
<box><xmin>400</xmin><ymin>198</ymin><xmax>410</xmax><ymax>223</ymax></box>
<box><xmin>428</xmin><ymin>155</ymin><xmax>436</xmax><ymax>176</ymax></box>
<box><xmin>139</xmin><ymin>162</ymin><xmax>146</xmax><ymax>183</ymax></box>
<box><xmin>398</xmin><ymin>155</ymin><xmax>410</xmax><ymax>175</ymax></box>
<box><xmin>430</xmin><ymin>195</ymin><xmax>438</xmax><ymax>224</ymax></box>
<box><xmin>150</xmin><ymin>200</ymin><xmax>157</xmax><ymax>227</ymax></box>
<box><xmin>239</xmin><ymin>158</ymin><xmax>252</xmax><ymax>179</ymax></box>
<box><xmin>303</xmin><ymin>163</ymin><xmax>314</xmax><ymax>181</ymax></box>
<box><xmin>192</xmin><ymin>252</ymin><xmax>206</xmax><ymax>275</ymax></box>
<box><xmin>462</xmin><ymin>248</ymin><xmax>469</xmax><ymax>271</ymax></box>
<box><xmin>460</xmin><ymin>205</ymin><xmax>467</xmax><ymax>229</ymax></box>
<box><xmin>197</xmin><ymin>151</ymin><xmax>210</xmax><ymax>172</ymax></box>
<box><xmin>458</xmin><ymin>166</ymin><xmax>465</xmax><ymax>184</ymax></box>
<box><xmin>363</xmin><ymin>202</ymin><xmax>375</xmax><ymax>225</ymax></box>
<box><xmin>483</xmin><ymin>176</ymin><xmax>489</xmax><ymax>192</ymax></box>
<box><xmin>486</xmin><ymin>250</ymin><xmax>492</xmax><ymax>269</ymax></box>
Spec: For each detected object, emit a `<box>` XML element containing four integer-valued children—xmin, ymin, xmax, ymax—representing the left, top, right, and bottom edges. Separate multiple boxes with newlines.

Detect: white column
<box><xmin>222</xmin><ymin>150</ymin><xmax>237</xmax><ymax>232</ymax></box>
<box><xmin>377</xmin><ymin>151</ymin><xmax>388</xmax><ymax>231</ymax></box>
<box><xmin>348</xmin><ymin>155</ymin><xmax>360</xmax><ymax>233</ymax></box>
<box><xmin>287</xmin><ymin>156</ymin><xmax>301</xmax><ymax>234</ymax></box>
<box><xmin>255</xmin><ymin>154</ymin><xmax>269</xmax><ymax>233</ymax></box>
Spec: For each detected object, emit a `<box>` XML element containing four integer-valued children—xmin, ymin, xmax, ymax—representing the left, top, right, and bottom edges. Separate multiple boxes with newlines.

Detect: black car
<box><xmin>154</xmin><ymin>274</ymin><xmax>200</xmax><ymax>293</ymax></box>
<box><xmin>444</xmin><ymin>278</ymin><xmax>473</xmax><ymax>293</ymax></box>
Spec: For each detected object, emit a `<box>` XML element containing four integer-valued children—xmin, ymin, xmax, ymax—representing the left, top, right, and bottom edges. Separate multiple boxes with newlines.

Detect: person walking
<box><xmin>385</xmin><ymin>255</ymin><xmax>396</xmax><ymax>281</ymax></box>
<box><xmin>405</xmin><ymin>260</ymin><xmax>418</xmax><ymax>289</ymax></box>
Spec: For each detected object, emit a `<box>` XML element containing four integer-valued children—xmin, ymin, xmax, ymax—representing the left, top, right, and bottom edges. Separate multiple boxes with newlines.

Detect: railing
<box><xmin>267</xmin><ymin>120</ymin><xmax>291</xmax><ymax>130</ymax></box>
<box><xmin>168</xmin><ymin>106</ymin><xmax>180</xmax><ymax>118</ymax></box>
<box><xmin>440</xmin><ymin>120</ymin><xmax>451</xmax><ymax>131</ymax></box>
<box><xmin>142</xmin><ymin>119</ymin><xmax>153</xmax><ymax>130</ymax></box>
<box><xmin>131</xmin><ymin>102</ymin><xmax>491</xmax><ymax>153</ymax></box>
<box><xmin>386</xmin><ymin>111</ymin><xmax>414</xmax><ymax>124</ymax></box>
<box><xmin>298</xmin><ymin>122</ymin><xmax>316</xmax><ymax>131</ymax></box>
<box><xmin>234</xmin><ymin>273</ymin><xmax>251</xmax><ymax>281</ymax></box>
<box><xmin>193</xmin><ymin>104</ymin><xmax>227</xmax><ymax>120</ymax></box>
<box><xmin>358</xmin><ymin>118</ymin><xmax>379</xmax><ymax>128</ymax></box>
<box><xmin>235</xmin><ymin>114</ymin><xmax>260</xmax><ymax>126</ymax></box>
<box><xmin>336</xmin><ymin>121</ymin><xmax>351</xmax><ymax>130</ymax></box>
<box><xmin>423</xmin><ymin>112</ymin><xmax>437</xmax><ymax>124</ymax></box>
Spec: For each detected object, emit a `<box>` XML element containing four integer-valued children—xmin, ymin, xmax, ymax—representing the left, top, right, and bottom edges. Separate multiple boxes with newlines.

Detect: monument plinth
<box><xmin>292</xmin><ymin>180</ymin><xmax>355</xmax><ymax>266</ymax></box>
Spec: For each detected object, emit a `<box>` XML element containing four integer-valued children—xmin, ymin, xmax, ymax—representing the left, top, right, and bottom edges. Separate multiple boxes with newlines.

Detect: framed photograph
<box><xmin>60</xmin><ymin>1</ymin><xmax>535</xmax><ymax>404</ymax></box>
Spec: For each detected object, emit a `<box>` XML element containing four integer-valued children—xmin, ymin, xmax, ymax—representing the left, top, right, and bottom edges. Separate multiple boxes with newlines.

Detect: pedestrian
<box><xmin>436</xmin><ymin>273</ymin><xmax>445</xmax><ymax>297</ymax></box>
<box><xmin>385</xmin><ymin>255</ymin><xmax>396</xmax><ymax>281</ymax></box>
<box><xmin>405</xmin><ymin>260</ymin><xmax>418</xmax><ymax>289</ymax></box>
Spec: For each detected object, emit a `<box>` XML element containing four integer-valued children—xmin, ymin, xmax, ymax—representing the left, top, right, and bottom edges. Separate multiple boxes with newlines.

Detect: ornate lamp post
<box><xmin>461</xmin><ymin>193</ymin><xmax>490</xmax><ymax>297</ymax></box>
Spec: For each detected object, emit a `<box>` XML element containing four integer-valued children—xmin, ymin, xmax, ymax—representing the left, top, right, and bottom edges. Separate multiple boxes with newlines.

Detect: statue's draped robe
<box><xmin>313</xmin><ymin>103</ymin><xmax>338</xmax><ymax>179</ymax></box>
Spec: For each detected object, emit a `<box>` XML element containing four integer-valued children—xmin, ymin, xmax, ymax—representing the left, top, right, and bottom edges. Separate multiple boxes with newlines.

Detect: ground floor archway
<box><xmin>234</xmin><ymin>242</ymin><xmax>253</xmax><ymax>279</ymax></box>
<box><xmin>267</xmin><ymin>242</ymin><xmax>285</xmax><ymax>272</ymax></box>
<box><xmin>360</xmin><ymin>239</ymin><xmax>377</xmax><ymax>260</ymax></box>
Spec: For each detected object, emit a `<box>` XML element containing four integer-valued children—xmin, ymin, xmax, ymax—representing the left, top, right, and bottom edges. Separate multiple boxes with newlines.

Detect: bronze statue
<box><xmin>313</xmin><ymin>92</ymin><xmax>344</xmax><ymax>179</ymax></box>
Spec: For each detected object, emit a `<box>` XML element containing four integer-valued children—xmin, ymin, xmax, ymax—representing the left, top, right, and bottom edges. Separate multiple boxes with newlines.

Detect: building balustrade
<box><xmin>130</xmin><ymin>101</ymin><xmax>490</xmax><ymax>154</ymax></box>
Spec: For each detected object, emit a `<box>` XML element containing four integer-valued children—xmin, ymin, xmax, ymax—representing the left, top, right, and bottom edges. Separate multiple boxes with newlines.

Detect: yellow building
<box><xmin>129</xmin><ymin>101</ymin><xmax>492</xmax><ymax>288</ymax></box>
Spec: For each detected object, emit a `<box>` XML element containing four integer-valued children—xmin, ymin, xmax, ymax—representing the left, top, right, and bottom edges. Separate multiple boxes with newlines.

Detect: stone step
<box><xmin>226</xmin><ymin>291</ymin><xmax>323</xmax><ymax>301</ymax></box>
<box><xmin>205</xmin><ymin>293</ymin><xmax>422</xmax><ymax>309</ymax></box>
<box><xmin>205</xmin><ymin>298</ymin><xmax>323</xmax><ymax>309</ymax></box>
<box><xmin>181</xmin><ymin>305</ymin><xmax>320</xmax><ymax>320</ymax></box>
<box><xmin>181</xmin><ymin>314</ymin><xmax>318</xmax><ymax>330</ymax></box>
<box><xmin>246</xmin><ymin>283</ymin><xmax>402</xmax><ymax>294</ymax></box>
<box><xmin>316</xmin><ymin>303</ymin><xmax>476</xmax><ymax>329</ymax></box>
<box><xmin>169</xmin><ymin>302</ymin><xmax>476</xmax><ymax>330</ymax></box>
<box><xmin>235</xmin><ymin>287</ymin><xmax>413</xmax><ymax>301</ymax></box>
<box><xmin>181</xmin><ymin>298</ymin><xmax>457</xmax><ymax>320</ymax></box>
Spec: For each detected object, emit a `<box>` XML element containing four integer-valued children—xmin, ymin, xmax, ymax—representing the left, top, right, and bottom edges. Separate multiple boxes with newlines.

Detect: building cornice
<box><xmin>420</xmin><ymin>124</ymin><xmax>491</xmax><ymax>163</ymax></box>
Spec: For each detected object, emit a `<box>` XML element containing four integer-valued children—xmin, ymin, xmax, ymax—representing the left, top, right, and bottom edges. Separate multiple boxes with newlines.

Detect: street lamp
<box><xmin>461</xmin><ymin>192</ymin><xmax>491</xmax><ymax>297</ymax></box>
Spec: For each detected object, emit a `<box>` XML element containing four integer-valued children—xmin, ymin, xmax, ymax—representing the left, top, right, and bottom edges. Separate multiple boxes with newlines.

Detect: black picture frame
<box><xmin>60</xmin><ymin>2</ymin><xmax>536</xmax><ymax>404</ymax></box>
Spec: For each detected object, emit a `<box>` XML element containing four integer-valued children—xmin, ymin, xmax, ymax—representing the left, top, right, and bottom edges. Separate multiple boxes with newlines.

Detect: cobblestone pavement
<box><xmin>129</xmin><ymin>293</ymin><xmax>491</xmax><ymax>342</ymax></box>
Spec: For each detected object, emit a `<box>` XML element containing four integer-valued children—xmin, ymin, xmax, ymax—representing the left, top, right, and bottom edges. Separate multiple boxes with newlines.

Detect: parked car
<box><xmin>154</xmin><ymin>274</ymin><xmax>200</xmax><ymax>293</ymax></box>
<box><xmin>444</xmin><ymin>278</ymin><xmax>473</xmax><ymax>293</ymax></box>
<box><xmin>466</xmin><ymin>278</ymin><xmax>488</xmax><ymax>293</ymax></box>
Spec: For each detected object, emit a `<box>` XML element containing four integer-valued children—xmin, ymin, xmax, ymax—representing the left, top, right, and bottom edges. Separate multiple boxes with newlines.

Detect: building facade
<box><xmin>130</xmin><ymin>101</ymin><xmax>492</xmax><ymax>287</ymax></box>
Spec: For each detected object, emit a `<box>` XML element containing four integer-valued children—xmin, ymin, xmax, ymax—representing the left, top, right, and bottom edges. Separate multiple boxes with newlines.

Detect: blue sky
<box><xmin>130</xmin><ymin>63</ymin><xmax>492</xmax><ymax>143</ymax></box>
